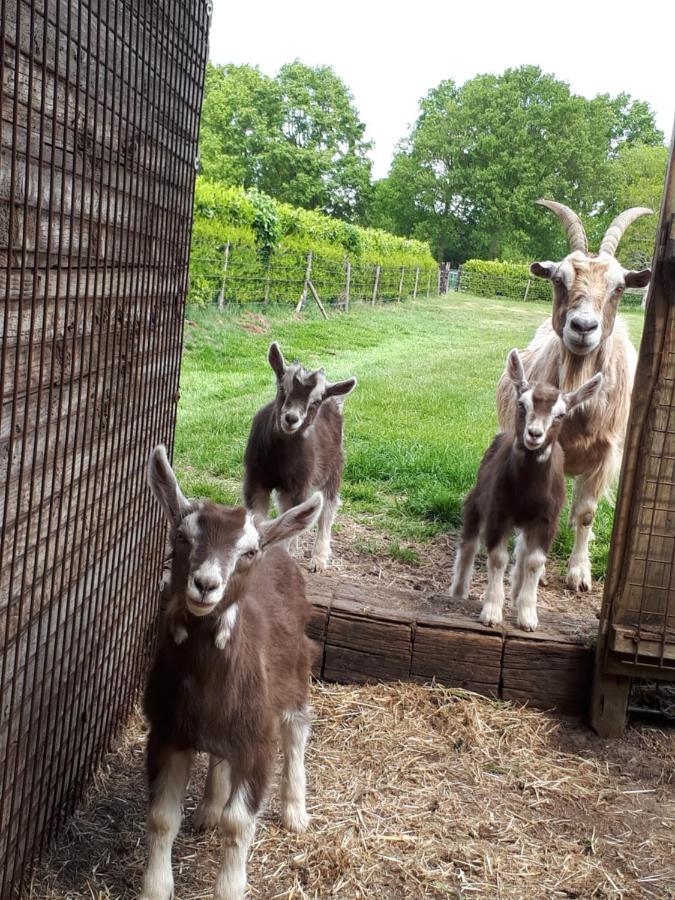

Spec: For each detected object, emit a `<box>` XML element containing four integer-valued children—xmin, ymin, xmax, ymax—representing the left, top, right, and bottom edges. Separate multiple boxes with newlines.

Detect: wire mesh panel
<box><xmin>598</xmin><ymin>136</ymin><xmax>675</xmax><ymax>679</ymax></box>
<box><xmin>0</xmin><ymin>1</ymin><xmax>209</xmax><ymax>894</ymax></box>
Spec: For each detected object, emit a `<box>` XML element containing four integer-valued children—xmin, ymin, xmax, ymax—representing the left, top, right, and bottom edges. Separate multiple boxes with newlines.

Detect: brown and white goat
<box><xmin>496</xmin><ymin>200</ymin><xmax>652</xmax><ymax>592</ymax></box>
<box><xmin>140</xmin><ymin>445</ymin><xmax>322</xmax><ymax>900</ymax></box>
<box><xmin>452</xmin><ymin>351</ymin><xmax>602</xmax><ymax>631</ymax></box>
<box><xmin>244</xmin><ymin>342</ymin><xmax>356</xmax><ymax>572</ymax></box>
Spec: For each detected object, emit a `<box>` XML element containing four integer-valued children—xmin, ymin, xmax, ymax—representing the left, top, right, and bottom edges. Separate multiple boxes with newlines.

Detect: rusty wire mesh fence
<box><xmin>0</xmin><ymin>1</ymin><xmax>209</xmax><ymax>894</ymax></box>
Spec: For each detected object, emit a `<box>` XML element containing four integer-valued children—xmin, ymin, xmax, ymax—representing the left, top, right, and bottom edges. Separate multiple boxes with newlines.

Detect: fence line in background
<box><xmin>188</xmin><ymin>246</ymin><xmax>647</xmax><ymax>310</ymax></box>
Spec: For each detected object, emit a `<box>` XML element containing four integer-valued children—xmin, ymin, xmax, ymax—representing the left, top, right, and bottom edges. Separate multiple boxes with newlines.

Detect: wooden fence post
<box><xmin>345</xmin><ymin>260</ymin><xmax>351</xmax><ymax>312</ymax></box>
<box><xmin>437</xmin><ymin>266</ymin><xmax>441</xmax><ymax>296</ymax></box>
<box><xmin>398</xmin><ymin>267</ymin><xmax>405</xmax><ymax>301</ymax></box>
<box><xmin>295</xmin><ymin>250</ymin><xmax>313</xmax><ymax>313</ymax></box>
<box><xmin>371</xmin><ymin>264</ymin><xmax>381</xmax><ymax>305</ymax></box>
<box><xmin>217</xmin><ymin>241</ymin><xmax>230</xmax><ymax>310</ymax></box>
<box><xmin>263</xmin><ymin>263</ymin><xmax>271</xmax><ymax>304</ymax></box>
<box><xmin>523</xmin><ymin>278</ymin><xmax>531</xmax><ymax>302</ymax></box>
<box><xmin>457</xmin><ymin>265</ymin><xmax>462</xmax><ymax>292</ymax></box>
<box><xmin>426</xmin><ymin>270</ymin><xmax>432</xmax><ymax>299</ymax></box>
<box><xmin>413</xmin><ymin>267</ymin><xmax>420</xmax><ymax>300</ymax></box>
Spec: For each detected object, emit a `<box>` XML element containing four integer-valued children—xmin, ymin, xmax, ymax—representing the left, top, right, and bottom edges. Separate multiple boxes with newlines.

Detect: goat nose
<box><xmin>284</xmin><ymin>411</ymin><xmax>299</xmax><ymax>424</ymax></box>
<box><xmin>570</xmin><ymin>316</ymin><xmax>598</xmax><ymax>334</ymax></box>
<box><xmin>193</xmin><ymin>574</ymin><xmax>218</xmax><ymax>594</ymax></box>
<box><xmin>528</xmin><ymin>427</ymin><xmax>543</xmax><ymax>439</ymax></box>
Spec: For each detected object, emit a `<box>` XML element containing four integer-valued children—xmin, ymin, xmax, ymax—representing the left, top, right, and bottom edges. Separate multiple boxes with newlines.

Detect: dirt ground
<box><xmin>27</xmin><ymin>682</ymin><xmax>675</xmax><ymax>900</ymax></box>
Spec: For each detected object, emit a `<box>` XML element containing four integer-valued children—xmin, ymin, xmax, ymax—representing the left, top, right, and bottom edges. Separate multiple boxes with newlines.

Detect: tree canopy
<box><xmin>198</xmin><ymin>61</ymin><xmax>373</xmax><ymax>222</ymax></box>
<box><xmin>370</xmin><ymin>66</ymin><xmax>665</xmax><ymax>263</ymax></box>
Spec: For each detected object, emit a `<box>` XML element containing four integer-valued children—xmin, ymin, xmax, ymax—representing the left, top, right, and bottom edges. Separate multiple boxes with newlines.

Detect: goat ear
<box><xmin>258</xmin><ymin>493</ymin><xmax>324</xmax><ymax>549</ymax></box>
<box><xmin>324</xmin><ymin>377</ymin><xmax>357</xmax><ymax>399</ymax></box>
<box><xmin>506</xmin><ymin>349</ymin><xmax>528</xmax><ymax>393</ymax></box>
<box><xmin>624</xmin><ymin>269</ymin><xmax>651</xmax><ymax>288</ymax></box>
<box><xmin>564</xmin><ymin>373</ymin><xmax>603</xmax><ymax>411</ymax></box>
<box><xmin>530</xmin><ymin>261</ymin><xmax>556</xmax><ymax>280</ymax></box>
<box><xmin>268</xmin><ymin>342</ymin><xmax>286</xmax><ymax>380</ymax></box>
<box><xmin>147</xmin><ymin>445</ymin><xmax>191</xmax><ymax>526</ymax></box>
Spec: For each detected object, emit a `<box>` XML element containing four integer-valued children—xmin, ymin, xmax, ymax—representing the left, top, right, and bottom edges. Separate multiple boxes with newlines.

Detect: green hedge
<box><xmin>460</xmin><ymin>258</ymin><xmax>646</xmax><ymax>308</ymax></box>
<box><xmin>188</xmin><ymin>179</ymin><xmax>437</xmax><ymax>305</ymax></box>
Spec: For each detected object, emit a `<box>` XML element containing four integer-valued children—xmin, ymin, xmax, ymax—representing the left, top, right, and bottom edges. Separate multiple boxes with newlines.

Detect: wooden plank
<box><xmin>411</xmin><ymin>625</ymin><xmax>502</xmax><ymax>697</ymax></box>
<box><xmin>501</xmin><ymin>638</ymin><xmax>592</xmax><ymax>714</ymax></box>
<box><xmin>323</xmin><ymin>645</ymin><xmax>410</xmax><ymax>685</ymax></box>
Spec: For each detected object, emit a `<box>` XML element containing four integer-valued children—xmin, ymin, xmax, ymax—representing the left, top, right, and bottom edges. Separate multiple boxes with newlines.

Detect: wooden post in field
<box><xmin>263</xmin><ymin>263</ymin><xmax>271</xmax><ymax>304</ymax></box>
<box><xmin>426</xmin><ymin>270</ymin><xmax>432</xmax><ymax>299</ymax></box>
<box><xmin>345</xmin><ymin>260</ymin><xmax>351</xmax><ymax>312</ymax></box>
<box><xmin>371</xmin><ymin>264</ymin><xmax>381</xmax><ymax>305</ymax></box>
<box><xmin>523</xmin><ymin>278</ymin><xmax>531</xmax><ymax>302</ymax></box>
<box><xmin>413</xmin><ymin>267</ymin><xmax>420</xmax><ymax>300</ymax></box>
<box><xmin>295</xmin><ymin>250</ymin><xmax>313</xmax><ymax>313</ymax></box>
<box><xmin>437</xmin><ymin>266</ymin><xmax>441</xmax><ymax>296</ymax></box>
<box><xmin>457</xmin><ymin>265</ymin><xmax>462</xmax><ymax>292</ymax></box>
<box><xmin>217</xmin><ymin>241</ymin><xmax>230</xmax><ymax>310</ymax></box>
<box><xmin>307</xmin><ymin>280</ymin><xmax>329</xmax><ymax>320</ymax></box>
<box><xmin>398</xmin><ymin>267</ymin><xmax>405</xmax><ymax>301</ymax></box>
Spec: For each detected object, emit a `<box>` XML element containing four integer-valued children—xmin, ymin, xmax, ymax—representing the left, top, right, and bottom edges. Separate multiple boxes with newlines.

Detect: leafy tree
<box><xmin>372</xmin><ymin>66</ymin><xmax>664</xmax><ymax>263</ymax></box>
<box><xmin>198</xmin><ymin>61</ymin><xmax>372</xmax><ymax>222</ymax></box>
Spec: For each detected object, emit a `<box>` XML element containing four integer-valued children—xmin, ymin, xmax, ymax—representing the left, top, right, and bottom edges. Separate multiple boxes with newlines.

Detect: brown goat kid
<box><xmin>497</xmin><ymin>199</ymin><xmax>651</xmax><ymax>593</ymax></box>
<box><xmin>452</xmin><ymin>351</ymin><xmax>602</xmax><ymax>632</ymax></box>
<box><xmin>140</xmin><ymin>446</ymin><xmax>322</xmax><ymax>900</ymax></box>
<box><xmin>244</xmin><ymin>342</ymin><xmax>356</xmax><ymax>572</ymax></box>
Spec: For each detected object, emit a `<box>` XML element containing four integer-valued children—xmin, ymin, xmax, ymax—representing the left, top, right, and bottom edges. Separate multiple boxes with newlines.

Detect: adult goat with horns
<box><xmin>496</xmin><ymin>200</ymin><xmax>652</xmax><ymax>592</ymax></box>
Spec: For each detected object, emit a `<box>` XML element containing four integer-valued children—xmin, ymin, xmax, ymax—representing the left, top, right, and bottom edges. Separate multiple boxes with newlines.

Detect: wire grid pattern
<box><xmin>0</xmin><ymin>1</ymin><xmax>208</xmax><ymax>894</ymax></box>
<box><xmin>613</xmin><ymin>301</ymin><xmax>675</xmax><ymax>663</ymax></box>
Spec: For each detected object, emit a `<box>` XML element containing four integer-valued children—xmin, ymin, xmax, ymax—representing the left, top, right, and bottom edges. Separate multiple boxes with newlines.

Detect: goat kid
<box><xmin>452</xmin><ymin>351</ymin><xmax>602</xmax><ymax>632</ymax></box>
<box><xmin>244</xmin><ymin>341</ymin><xmax>356</xmax><ymax>572</ymax></box>
<box><xmin>140</xmin><ymin>445</ymin><xmax>322</xmax><ymax>900</ymax></box>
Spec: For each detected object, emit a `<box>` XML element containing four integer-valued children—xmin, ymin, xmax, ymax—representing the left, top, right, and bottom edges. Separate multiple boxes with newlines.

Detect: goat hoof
<box><xmin>282</xmin><ymin>802</ymin><xmax>310</xmax><ymax>833</ymax></box>
<box><xmin>566</xmin><ymin>566</ymin><xmax>591</xmax><ymax>593</ymax></box>
<box><xmin>539</xmin><ymin>572</ymin><xmax>549</xmax><ymax>588</ymax></box>
<box><xmin>193</xmin><ymin>802</ymin><xmax>222</xmax><ymax>831</ymax></box>
<box><xmin>479</xmin><ymin>603</ymin><xmax>503</xmax><ymax>628</ymax></box>
<box><xmin>309</xmin><ymin>556</ymin><xmax>329</xmax><ymax>573</ymax></box>
<box><xmin>517</xmin><ymin>611</ymin><xmax>538</xmax><ymax>632</ymax></box>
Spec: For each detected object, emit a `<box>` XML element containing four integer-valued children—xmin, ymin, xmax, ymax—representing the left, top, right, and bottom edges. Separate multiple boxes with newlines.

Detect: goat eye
<box><xmin>552</xmin><ymin>275</ymin><xmax>563</xmax><ymax>286</ymax></box>
<box><xmin>176</xmin><ymin>532</ymin><xmax>189</xmax><ymax>544</ymax></box>
<box><xmin>615</xmin><ymin>285</ymin><xmax>624</xmax><ymax>294</ymax></box>
<box><xmin>242</xmin><ymin>549</ymin><xmax>257</xmax><ymax>560</ymax></box>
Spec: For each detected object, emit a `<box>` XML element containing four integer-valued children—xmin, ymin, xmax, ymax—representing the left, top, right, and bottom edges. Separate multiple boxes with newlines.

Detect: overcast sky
<box><xmin>209</xmin><ymin>0</ymin><xmax>673</xmax><ymax>179</ymax></box>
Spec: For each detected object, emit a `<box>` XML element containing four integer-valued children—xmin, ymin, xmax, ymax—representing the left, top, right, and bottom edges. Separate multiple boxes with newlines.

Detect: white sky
<box><xmin>209</xmin><ymin>0</ymin><xmax>673</xmax><ymax>180</ymax></box>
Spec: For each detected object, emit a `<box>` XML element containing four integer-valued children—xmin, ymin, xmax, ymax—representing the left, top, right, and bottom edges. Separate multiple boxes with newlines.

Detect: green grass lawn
<box><xmin>174</xmin><ymin>294</ymin><xmax>644</xmax><ymax>578</ymax></box>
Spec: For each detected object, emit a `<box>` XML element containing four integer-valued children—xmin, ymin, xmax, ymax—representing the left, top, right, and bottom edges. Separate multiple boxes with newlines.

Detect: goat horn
<box><xmin>536</xmin><ymin>199</ymin><xmax>588</xmax><ymax>254</ymax></box>
<box><xmin>598</xmin><ymin>207</ymin><xmax>653</xmax><ymax>257</ymax></box>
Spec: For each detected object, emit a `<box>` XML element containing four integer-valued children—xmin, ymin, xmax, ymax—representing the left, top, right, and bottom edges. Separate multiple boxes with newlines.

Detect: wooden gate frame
<box><xmin>591</xmin><ymin>128</ymin><xmax>675</xmax><ymax>737</ymax></box>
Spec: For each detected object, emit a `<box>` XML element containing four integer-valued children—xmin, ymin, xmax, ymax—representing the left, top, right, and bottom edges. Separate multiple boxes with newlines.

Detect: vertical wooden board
<box><xmin>501</xmin><ymin>638</ymin><xmax>592</xmax><ymax>714</ymax></box>
<box><xmin>411</xmin><ymin>625</ymin><xmax>502</xmax><ymax>698</ymax></box>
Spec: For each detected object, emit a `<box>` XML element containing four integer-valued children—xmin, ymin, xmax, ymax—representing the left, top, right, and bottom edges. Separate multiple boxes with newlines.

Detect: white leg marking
<box><xmin>139</xmin><ymin>751</ymin><xmax>191</xmax><ymax>900</ymax></box>
<box><xmin>567</xmin><ymin>477</ymin><xmax>596</xmax><ymax>592</ymax></box>
<box><xmin>450</xmin><ymin>537</ymin><xmax>478</xmax><ymax>599</ymax></box>
<box><xmin>480</xmin><ymin>538</ymin><xmax>509</xmax><ymax>628</ymax></box>
<box><xmin>276</xmin><ymin>491</ymin><xmax>303</xmax><ymax>556</ymax></box>
<box><xmin>215</xmin><ymin>603</ymin><xmax>239</xmax><ymax>649</ymax></box>
<box><xmin>310</xmin><ymin>496</ymin><xmax>338</xmax><ymax>573</ymax></box>
<box><xmin>214</xmin><ymin>783</ymin><xmax>257</xmax><ymax>900</ymax></box>
<box><xmin>193</xmin><ymin>756</ymin><xmax>231</xmax><ymax>831</ymax></box>
<box><xmin>172</xmin><ymin>623</ymin><xmax>188</xmax><ymax>645</ymax></box>
<box><xmin>280</xmin><ymin>707</ymin><xmax>311</xmax><ymax>833</ymax></box>
<box><xmin>515</xmin><ymin>546</ymin><xmax>546</xmax><ymax>632</ymax></box>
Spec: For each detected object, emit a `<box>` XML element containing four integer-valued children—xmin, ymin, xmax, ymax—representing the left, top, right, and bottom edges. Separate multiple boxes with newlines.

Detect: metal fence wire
<box><xmin>0</xmin><ymin>1</ymin><xmax>209</xmax><ymax>895</ymax></box>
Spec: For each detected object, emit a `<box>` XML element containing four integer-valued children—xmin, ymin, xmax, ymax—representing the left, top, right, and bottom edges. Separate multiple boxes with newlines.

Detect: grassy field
<box><xmin>174</xmin><ymin>295</ymin><xmax>644</xmax><ymax>577</ymax></box>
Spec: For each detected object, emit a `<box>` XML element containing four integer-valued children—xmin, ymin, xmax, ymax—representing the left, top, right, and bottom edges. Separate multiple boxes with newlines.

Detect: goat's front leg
<box><xmin>243</xmin><ymin>480</ymin><xmax>271</xmax><ymax>520</ymax></box>
<box><xmin>193</xmin><ymin>756</ymin><xmax>231</xmax><ymax>831</ymax></box>
<box><xmin>214</xmin><ymin>775</ymin><xmax>267</xmax><ymax>900</ymax></box>
<box><xmin>310</xmin><ymin>494</ymin><xmax>338</xmax><ymax>573</ymax></box>
<box><xmin>140</xmin><ymin>744</ymin><xmax>192</xmax><ymax>900</ymax></box>
<box><xmin>513</xmin><ymin>532</ymin><xmax>546</xmax><ymax>632</ymax></box>
<box><xmin>280</xmin><ymin>706</ymin><xmax>311</xmax><ymax>832</ymax></box>
<box><xmin>451</xmin><ymin>535</ymin><xmax>479</xmax><ymax>599</ymax></box>
<box><xmin>567</xmin><ymin>475</ymin><xmax>598</xmax><ymax>592</ymax></box>
<box><xmin>276</xmin><ymin>490</ymin><xmax>305</xmax><ymax>556</ymax></box>
<box><xmin>480</xmin><ymin>536</ymin><xmax>509</xmax><ymax>628</ymax></box>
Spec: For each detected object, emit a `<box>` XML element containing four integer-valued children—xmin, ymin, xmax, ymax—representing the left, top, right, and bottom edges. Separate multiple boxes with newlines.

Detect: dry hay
<box><xmin>27</xmin><ymin>682</ymin><xmax>675</xmax><ymax>899</ymax></box>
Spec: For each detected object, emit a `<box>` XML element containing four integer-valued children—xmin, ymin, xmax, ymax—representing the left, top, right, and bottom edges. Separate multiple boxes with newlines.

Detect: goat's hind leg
<box><xmin>567</xmin><ymin>474</ymin><xmax>598</xmax><ymax>592</ymax></box>
<box><xmin>451</xmin><ymin>504</ymin><xmax>480</xmax><ymax>600</ymax></box>
<box><xmin>193</xmin><ymin>755</ymin><xmax>231</xmax><ymax>831</ymax></box>
<box><xmin>214</xmin><ymin>773</ymin><xmax>267</xmax><ymax>900</ymax></box>
<box><xmin>140</xmin><ymin>743</ymin><xmax>192</xmax><ymax>900</ymax></box>
<box><xmin>480</xmin><ymin>532</ymin><xmax>509</xmax><ymax>628</ymax></box>
<box><xmin>280</xmin><ymin>705</ymin><xmax>311</xmax><ymax>832</ymax></box>
<box><xmin>310</xmin><ymin>494</ymin><xmax>338</xmax><ymax>573</ymax></box>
